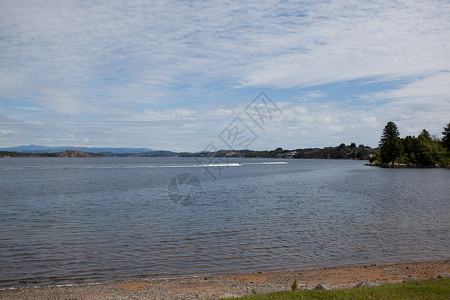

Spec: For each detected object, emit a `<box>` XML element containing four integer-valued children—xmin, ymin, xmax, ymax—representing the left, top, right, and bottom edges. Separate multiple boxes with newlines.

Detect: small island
<box><xmin>367</xmin><ymin>122</ymin><xmax>450</xmax><ymax>167</ymax></box>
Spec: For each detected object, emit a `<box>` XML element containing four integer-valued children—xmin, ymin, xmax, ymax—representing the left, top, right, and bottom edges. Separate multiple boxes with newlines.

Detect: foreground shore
<box><xmin>1</xmin><ymin>261</ymin><xmax>449</xmax><ymax>299</ymax></box>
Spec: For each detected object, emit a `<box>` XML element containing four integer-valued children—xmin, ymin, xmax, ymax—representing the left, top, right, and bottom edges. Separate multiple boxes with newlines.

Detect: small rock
<box><xmin>222</xmin><ymin>295</ymin><xmax>239</xmax><ymax>298</ymax></box>
<box><xmin>437</xmin><ymin>273</ymin><xmax>450</xmax><ymax>278</ymax></box>
<box><xmin>403</xmin><ymin>277</ymin><xmax>416</xmax><ymax>282</ymax></box>
<box><xmin>251</xmin><ymin>287</ymin><xmax>273</xmax><ymax>294</ymax></box>
<box><xmin>314</xmin><ymin>283</ymin><xmax>330</xmax><ymax>290</ymax></box>
<box><xmin>354</xmin><ymin>282</ymin><xmax>384</xmax><ymax>288</ymax></box>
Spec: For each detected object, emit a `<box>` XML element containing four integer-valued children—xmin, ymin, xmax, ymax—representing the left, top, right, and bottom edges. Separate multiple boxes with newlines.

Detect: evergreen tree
<box><xmin>378</xmin><ymin>122</ymin><xmax>402</xmax><ymax>163</ymax></box>
<box><xmin>402</xmin><ymin>135</ymin><xmax>417</xmax><ymax>163</ymax></box>
<box><xmin>419</xmin><ymin>129</ymin><xmax>432</xmax><ymax>141</ymax></box>
<box><xmin>416</xmin><ymin>134</ymin><xmax>434</xmax><ymax>165</ymax></box>
<box><xmin>442</xmin><ymin>123</ymin><xmax>450</xmax><ymax>150</ymax></box>
<box><xmin>379</xmin><ymin>121</ymin><xmax>400</xmax><ymax>148</ymax></box>
<box><xmin>373</xmin><ymin>123</ymin><xmax>449</xmax><ymax>166</ymax></box>
<box><xmin>380</xmin><ymin>137</ymin><xmax>403</xmax><ymax>163</ymax></box>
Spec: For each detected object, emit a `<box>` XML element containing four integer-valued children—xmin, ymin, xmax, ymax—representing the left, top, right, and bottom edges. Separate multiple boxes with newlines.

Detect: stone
<box><xmin>251</xmin><ymin>287</ymin><xmax>275</xmax><ymax>294</ymax></box>
<box><xmin>403</xmin><ymin>277</ymin><xmax>416</xmax><ymax>282</ymax></box>
<box><xmin>314</xmin><ymin>283</ymin><xmax>330</xmax><ymax>290</ymax></box>
<box><xmin>354</xmin><ymin>282</ymin><xmax>384</xmax><ymax>288</ymax></box>
<box><xmin>437</xmin><ymin>273</ymin><xmax>450</xmax><ymax>278</ymax></box>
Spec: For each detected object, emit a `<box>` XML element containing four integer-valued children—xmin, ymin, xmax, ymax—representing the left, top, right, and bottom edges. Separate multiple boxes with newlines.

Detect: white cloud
<box><xmin>2</xmin><ymin>0</ymin><xmax>449</xmax><ymax>95</ymax></box>
<box><xmin>1</xmin><ymin>129</ymin><xmax>17</xmax><ymax>135</ymax></box>
<box><xmin>293</xmin><ymin>90</ymin><xmax>327</xmax><ymax>102</ymax></box>
<box><xmin>364</xmin><ymin>72</ymin><xmax>450</xmax><ymax>102</ymax></box>
<box><xmin>368</xmin><ymin>73</ymin><xmax>450</xmax><ymax>136</ymax></box>
<box><xmin>1</xmin><ymin>84</ymin><xmax>448</xmax><ymax>151</ymax></box>
<box><xmin>0</xmin><ymin>0</ymin><xmax>449</xmax><ymax>149</ymax></box>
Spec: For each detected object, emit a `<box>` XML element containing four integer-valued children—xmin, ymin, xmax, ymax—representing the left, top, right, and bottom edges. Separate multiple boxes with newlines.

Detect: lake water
<box><xmin>0</xmin><ymin>157</ymin><xmax>449</xmax><ymax>288</ymax></box>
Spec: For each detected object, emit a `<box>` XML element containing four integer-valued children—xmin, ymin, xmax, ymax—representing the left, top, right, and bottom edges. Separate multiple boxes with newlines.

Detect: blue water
<box><xmin>0</xmin><ymin>157</ymin><xmax>449</xmax><ymax>288</ymax></box>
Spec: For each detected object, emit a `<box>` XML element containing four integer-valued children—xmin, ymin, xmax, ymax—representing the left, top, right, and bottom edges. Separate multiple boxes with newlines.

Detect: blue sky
<box><xmin>1</xmin><ymin>0</ymin><xmax>449</xmax><ymax>152</ymax></box>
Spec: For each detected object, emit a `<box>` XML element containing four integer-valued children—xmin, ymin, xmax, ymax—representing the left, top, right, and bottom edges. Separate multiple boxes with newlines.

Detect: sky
<box><xmin>1</xmin><ymin>0</ymin><xmax>449</xmax><ymax>152</ymax></box>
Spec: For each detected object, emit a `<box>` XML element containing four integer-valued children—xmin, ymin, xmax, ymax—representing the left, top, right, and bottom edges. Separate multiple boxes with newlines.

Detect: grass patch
<box><xmin>225</xmin><ymin>278</ymin><xmax>450</xmax><ymax>299</ymax></box>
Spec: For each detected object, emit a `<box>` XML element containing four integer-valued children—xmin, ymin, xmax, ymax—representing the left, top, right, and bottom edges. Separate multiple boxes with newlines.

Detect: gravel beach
<box><xmin>1</xmin><ymin>261</ymin><xmax>449</xmax><ymax>299</ymax></box>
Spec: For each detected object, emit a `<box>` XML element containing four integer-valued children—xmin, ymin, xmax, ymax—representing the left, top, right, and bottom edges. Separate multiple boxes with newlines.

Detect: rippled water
<box><xmin>0</xmin><ymin>157</ymin><xmax>449</xmax><ymax>288</ymax></box>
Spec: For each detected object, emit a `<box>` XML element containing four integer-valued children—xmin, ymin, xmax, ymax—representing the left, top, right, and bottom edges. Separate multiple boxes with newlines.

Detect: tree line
<box><xmin>370</xmin><ymin>122</ymin><xmax>450</xmax><ymax>166</ymax></box>
<box><xmin>241</xmin><ymin>144</ymin><xmax>376</xmax><ymax>159</ymax></box>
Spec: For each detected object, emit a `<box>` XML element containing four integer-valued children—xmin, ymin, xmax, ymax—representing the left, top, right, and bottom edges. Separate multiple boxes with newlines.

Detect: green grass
<box><xmin>224</xmin><ymin>278</ymin><xmax>450</xmax><ymax>299</ymax></box>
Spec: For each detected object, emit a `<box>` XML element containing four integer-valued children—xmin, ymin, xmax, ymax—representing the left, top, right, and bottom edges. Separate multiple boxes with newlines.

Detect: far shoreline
<box><xmin>1</xmin><ymin>260</ymin><xmax>449</xmax><ymax>299</ymax></box>
<box><xmin>366</xmin><ymin>161</ymin><xmax>450</xmax><ymax>168</ymax></box>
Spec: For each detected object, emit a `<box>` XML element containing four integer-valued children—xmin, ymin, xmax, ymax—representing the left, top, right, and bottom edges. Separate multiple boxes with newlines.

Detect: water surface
<box><xmin>0</xmin><ymin>157</ymin><xmax>449</xmax><ymax>288</ymax></box>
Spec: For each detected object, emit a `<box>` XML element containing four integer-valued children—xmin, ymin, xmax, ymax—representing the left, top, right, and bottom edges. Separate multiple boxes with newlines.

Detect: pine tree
<box><xmin>380</xmin><ymin>137</ymin><xmax>404</xmax><ymax>163</ymax></box>
<box><xmin>442</xmin><ymin>123</ymin><xmax>450</xmax><ymax>150</ymax></box>
<box><xmin>379</xmin><ymin>121</ymin><xmax>400</xmax><ymax>148</ymax></box>
<box><xmin>419</xmin><ymin>129</ymin><xmax>431</xmax><ymax>141</ymax></box>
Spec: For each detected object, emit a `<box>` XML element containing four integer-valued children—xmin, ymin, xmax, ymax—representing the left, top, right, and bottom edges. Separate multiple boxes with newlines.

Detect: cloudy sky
<box><xmin>1</xmin><ymin>0</ymin><xmax>449</xmax><ymax>151</ymax></box>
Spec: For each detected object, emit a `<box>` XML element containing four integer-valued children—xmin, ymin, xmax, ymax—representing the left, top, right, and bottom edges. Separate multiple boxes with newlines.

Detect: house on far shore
<box><xmin>276</xmin><ymin>150</ymin><xmax>297</xmax><ymax>159</ymax></box>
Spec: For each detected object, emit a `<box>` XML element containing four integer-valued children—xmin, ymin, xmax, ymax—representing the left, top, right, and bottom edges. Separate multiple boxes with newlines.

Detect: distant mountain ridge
<box><xmin>0</xmin><ymin>145</ymin><xmax>156</xmax><ymax>154</ymax></box>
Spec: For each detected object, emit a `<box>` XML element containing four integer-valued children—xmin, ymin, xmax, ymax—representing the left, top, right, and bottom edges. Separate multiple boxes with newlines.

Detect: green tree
<box><xmin>269</xmin><ymin>147</ymin><xmax>284</xmax><ymax>158</ymax></box>
<box><xmin>379</xmin><ymin>121</ymin><xmax>400</xmax><ymax>148</ymax></box>
<box><xmin>380</xmin><ymin>137</ymin><xmax>404</xmax><ymax>163</ymax></box>
<box><xmin>419</xmin><ymin>129</ymin><xmax>432</xmax><ymax>141</ymax></box>
<box><xmin>402</xmin><ymin>135</ymin><xmax>417</xmax><ymax>164</ymax></box>
<box><xmin>415</xmin><ymin>135</ymin><xmax>434</xmax><ymax>165</ymax></box>
<box><xmin>331</xmin><ymin>143</ymin><xmax>346</xmax><ymax>159</ymax></box>
<box><xmin>403</xmin><ymin>136</ymin><xmax>415</xmax><ymax>154</ymax></box>
<box><xmin>378</xmin><ymin>122</ymin><xmax>403</xmax><ymax>163</ymax></box>
<box><xmin>442</xmin><ymin>123</ymin><xmax>450</xmax><ymax>150</ymax></box>
<box><xmin>373</xmin><ymin>123</ymin><xmax>448</xmax><ymax>166</ymax></box>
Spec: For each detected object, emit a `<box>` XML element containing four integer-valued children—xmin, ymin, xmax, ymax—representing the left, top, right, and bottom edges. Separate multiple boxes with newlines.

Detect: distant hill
<box><xmin>201</xmin><ymin>144</ymin><xmax>376</xmax><ymax>160</ymax></box>
<box><xmin>1</xmin><ymin>144</ymin><xmax>377</xmax><ymax>159</ymax></box>
<box><xmin>0</xmin><ymin>145</ymin><xmax>155</xmax><ymax>154</ymax></box>
<box><xmin>0</xmin><ymin>150</ymin><xmax>106</xmax><ymax>158</ymax></box>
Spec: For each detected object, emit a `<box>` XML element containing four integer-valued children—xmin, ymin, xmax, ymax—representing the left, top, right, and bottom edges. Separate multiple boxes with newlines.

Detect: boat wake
<box><xmin>1</xmin><ymin>161</ymin><xmax>290</xmax><ymax>170</ymax></box>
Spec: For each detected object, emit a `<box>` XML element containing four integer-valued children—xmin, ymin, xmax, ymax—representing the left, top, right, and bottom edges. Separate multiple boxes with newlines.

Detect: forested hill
<box><xmin>242</xmin><ymin>143</ymin><xmax>375</xmax><ymax>159</ymax></box>
<box><xmin>1</xmin><ymin>144</ymin><xmax>376</xmax><ymax>159</ymax></box>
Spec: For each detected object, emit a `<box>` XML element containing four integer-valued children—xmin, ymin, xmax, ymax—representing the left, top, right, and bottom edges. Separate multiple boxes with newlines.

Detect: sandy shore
<box><xmin>1</xmin><ymin>261</ymin><xmax>449</xmax><ymax>299</ymax></box>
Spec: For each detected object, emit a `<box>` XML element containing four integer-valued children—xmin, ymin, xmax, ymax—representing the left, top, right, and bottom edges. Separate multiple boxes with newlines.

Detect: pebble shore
<box><xmin>1</xmin><ymin>261</ymin><xmax>449</xmax><ymax>299</ymax></box>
